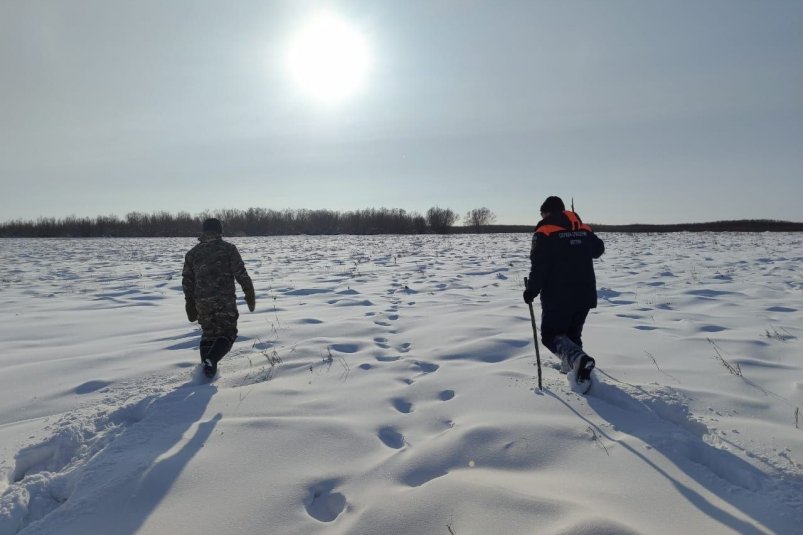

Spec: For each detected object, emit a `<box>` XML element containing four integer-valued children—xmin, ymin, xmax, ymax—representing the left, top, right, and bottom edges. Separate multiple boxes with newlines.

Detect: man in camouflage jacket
<box><xmin>182</xmin><ymin>218</ymin><xmax>256</xmax><ymax>377</ymax></box>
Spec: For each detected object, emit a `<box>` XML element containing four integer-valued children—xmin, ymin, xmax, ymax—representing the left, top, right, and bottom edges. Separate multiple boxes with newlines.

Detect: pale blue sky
<box><xmin>2</xmin><ymin>0</ymin><xmax>802</xmax><ymax>225</ymax></box>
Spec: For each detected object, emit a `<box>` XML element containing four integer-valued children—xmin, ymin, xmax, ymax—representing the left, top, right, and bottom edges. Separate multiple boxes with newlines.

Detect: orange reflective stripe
<box><xmin>536</xmin><ymin>224</ymin><xmax>566</xmax><ymax>236</ymax></box>
<box><xmin>564</xmin><ymin>211</ymin><xmax>593</xmax><ymax>232</ymax></box>
<box><xmin>537</xmin><ymin>212</ymin><xmax>593</xmax><ymax>236</ymax></box>
<box><xmin>564</xmin><ymin>211</ymin><xmax>581</xmax><ymax>230</ymax></box>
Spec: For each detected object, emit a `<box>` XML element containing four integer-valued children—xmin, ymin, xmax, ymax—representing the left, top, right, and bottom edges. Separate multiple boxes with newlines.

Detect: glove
<box><xmin>522</xmin><ymin>288</ymin><xmax>538</xmax><ymax>304</ymax></box>
<box><xmin>245</xmin><ymin>289</ymin><xmax>256</xmax><ymax>312</ymax></box>
<box><xmin>186</xmin><ymin>301</ymin><xmax>198</xmax><ymax>322</ymax></box>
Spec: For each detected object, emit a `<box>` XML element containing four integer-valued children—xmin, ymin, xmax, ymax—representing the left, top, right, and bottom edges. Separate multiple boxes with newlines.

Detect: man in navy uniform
<box><xmin>523</xmin><ymin>196</ymin><xmax>604</xmax><ymax>386</ymax></box>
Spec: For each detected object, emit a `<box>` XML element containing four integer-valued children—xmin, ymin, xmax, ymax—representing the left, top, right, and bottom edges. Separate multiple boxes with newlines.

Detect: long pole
<box><xmin>524</xmin><ymin>277</ymin><xmax>543</xmax><ymax>390</ymax></box>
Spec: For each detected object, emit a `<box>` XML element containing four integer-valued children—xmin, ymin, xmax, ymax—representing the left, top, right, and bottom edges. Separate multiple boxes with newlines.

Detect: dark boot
<box><xmin>200</xmin><ymin>340</ymin><xmax>214</xmax><ymax>364</ymax></box>
<box><xmin>554</xmin><ymin>335</ymin><xmax>583</xmax><ymax>368</ymax></box>
<box><xmin>203</xmin><ymin>358</ymin><xmax>217</xmax><ymax>378</ymax></box>
<box><xmin>206</xmin><ymin>336</ymin><xmax>233</xmax><ymax>364</ymax></box>
<box><xmin>202</xmin><ymin>337</ymin><xmax>233</xmax><ymax>377</ymax></box>
<box><xmin>554</xmin><ymin>335</ymin><xmax>595</xmax><ymax>382</ymax></box>
<box><xmin>574</xmin><ymin>354</ymin><xmax>595</xmax><ymax>383</ymax></box>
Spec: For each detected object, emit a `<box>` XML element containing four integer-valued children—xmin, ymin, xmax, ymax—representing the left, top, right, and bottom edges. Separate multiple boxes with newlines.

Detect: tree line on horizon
<box><xmin>0</xmin><ymin>206</ymin><xmax>499</xmax><ymax>238</ymax></box>
<box><xmin>1</xmin><ymin>207</ymin><xmax>800</xmax><ymax>238</ymax></box>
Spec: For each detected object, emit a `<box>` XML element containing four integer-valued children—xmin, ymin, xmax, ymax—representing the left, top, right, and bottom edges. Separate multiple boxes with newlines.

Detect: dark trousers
<box><xmin>540</xmin><ymin>307</ymin><xmax>590</xmax><ymax>355</ymax></box>
<box><xmin>196</xmin><ymin>298</ymin><xmax>238</xmax><ymax>365</ymax></box>
<box><xmin>200</xmin><ymin>335</ymin><xmax>234</xmax><ymax>365</ymax></box>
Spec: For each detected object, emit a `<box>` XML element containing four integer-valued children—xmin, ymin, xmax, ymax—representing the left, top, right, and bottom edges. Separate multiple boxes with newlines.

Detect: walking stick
<box><xmin>524</xmin><ymin>277</ymin><xmax>543</xmax><ymax>390</ymax></box>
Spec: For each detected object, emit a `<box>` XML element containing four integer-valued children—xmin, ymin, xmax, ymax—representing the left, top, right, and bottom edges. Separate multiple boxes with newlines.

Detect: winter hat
<box><xmin>540</xmin><ymin>196</ymin><xmax>565</xmax><ymax>213</ymax></box>
<box><xmin>202</xmin><ymin>218</ymin><xmax>224</xmax><ymax>234</ymax></box>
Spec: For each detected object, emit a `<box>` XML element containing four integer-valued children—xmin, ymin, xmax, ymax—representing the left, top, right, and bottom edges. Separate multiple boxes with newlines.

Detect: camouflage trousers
<box><xmin>196</xmin><ymin>298</ymin><xmax>239</xmax><ymax>344</ymax></box>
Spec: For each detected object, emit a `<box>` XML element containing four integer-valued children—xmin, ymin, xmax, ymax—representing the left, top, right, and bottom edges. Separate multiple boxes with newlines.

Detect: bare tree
<box><xmin>464</xmin><ymin>207</ymin><xmax>497</xmax><ymax>232</ymax></box>
<box><xmin>426</xmin><ymin>206</ymin><xmax>459</xmax><ymax>234</ymax></box>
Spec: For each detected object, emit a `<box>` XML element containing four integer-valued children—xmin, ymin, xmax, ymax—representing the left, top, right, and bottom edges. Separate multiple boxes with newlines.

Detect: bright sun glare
<box><xmin>287</xmin><ymin>12</ymin><xmax>370</xmax><ymax>103</ymax></box>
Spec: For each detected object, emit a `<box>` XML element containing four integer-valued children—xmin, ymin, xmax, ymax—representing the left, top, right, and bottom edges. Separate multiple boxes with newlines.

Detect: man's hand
<box><xmin>186</xmin><ymin>301</ymin><xmax>198</xmax><ymax>322</ymax></box>
<box><xmin>522</xmin><ymin>288</ymin><xmax>538</xmax><ymax>304</ymax></box>
<box><xmin>245</xmin><ymin>289</ymin><xmax>256</xmax><ymax>312</ymax></box>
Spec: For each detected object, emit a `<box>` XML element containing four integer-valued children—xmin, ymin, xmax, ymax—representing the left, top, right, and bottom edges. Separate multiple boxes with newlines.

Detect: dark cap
<box><xmin>202</xmin><ymin>218</ymin><xmax>223</xmax><ymax>234</ymax></box>
<box><xmin>540</xmin><ymin>196</ymin><xmax>565</xmax><ymax>213</ymax></box>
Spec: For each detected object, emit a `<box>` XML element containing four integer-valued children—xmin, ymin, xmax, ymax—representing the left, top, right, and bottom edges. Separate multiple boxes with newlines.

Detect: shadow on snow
<box><xmin>548</xmin><ymin>374</ymin><xmax>801</xmax><ymax>535</ymax></box>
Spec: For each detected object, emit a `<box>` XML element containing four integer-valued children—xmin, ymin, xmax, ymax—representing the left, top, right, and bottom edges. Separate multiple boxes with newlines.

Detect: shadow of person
<box><xmin>548</xmin><ymin>375</ymin><xmax>801</xmax><ymax>535</ymax></box>
<box><xmin>20</xmin><ymin>371</ymin><xmax>220</xmax><ymax>535</ymax></box>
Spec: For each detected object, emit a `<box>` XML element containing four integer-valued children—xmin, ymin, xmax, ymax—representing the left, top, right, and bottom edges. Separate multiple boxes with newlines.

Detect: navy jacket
<box><xmin>527</xmin><ymin>211</ymin><xmax>604</xmax><ymax>311</ymax></box>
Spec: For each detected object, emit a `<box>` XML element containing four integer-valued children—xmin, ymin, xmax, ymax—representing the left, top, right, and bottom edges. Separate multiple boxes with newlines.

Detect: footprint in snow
<box><xmin>304</xmin><ymin>480</ymin><xmax>347</xmax><ymax>522</ymax></box>
<box><xmin>439</xmin><ymin>390</ymin><xmax>455</xmax><ymax>401</ymax></box>
<box><xmin>767</xmin><ymin>306</ymin><xmax>796</xmax><ymax>313</ymax></box>
<box><xmin>699</xmin><ymin>324</ymin><xmax>727</xmax><ymax>333</ymax></box>
<box><xmin>402</xmin><ymin>466</ymin><xmax>448</xmax><ymax>488</ymax></box>
<box><xmin>330</xmin><ymin>343</ymin><xmax>359</xmax><ymax>354</ymax></box>
<box><xmin>411</xmin><ymin>361</ymin><xmax>439</xmax><ymax>374</ymax></box>
<box><xmin>74</xmin><ymin>380</ymin><xmax>112</xmax><ymax>395</ymax></box>
<box><xmin>391</xmin><ymin>398</ymin><xmax>414</xmax><ymax>413</ymax></box>
<box><xmin>377</xmin><ymin>426</ymin><xmax>405</xmax><ymax>449</ymax></box>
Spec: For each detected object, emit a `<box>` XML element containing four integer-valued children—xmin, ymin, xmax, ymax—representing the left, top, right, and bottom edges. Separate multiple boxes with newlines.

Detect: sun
<box><xmin>286</xmin><ymin>12</ymin><xmax>371</xmax><ymax>103</ymax></box>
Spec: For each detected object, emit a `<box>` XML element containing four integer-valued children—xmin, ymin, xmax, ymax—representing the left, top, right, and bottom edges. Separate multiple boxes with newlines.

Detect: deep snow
<box><xmin>1</xmin><ymin>233</ymin><xmax>801</xmax><ymax>534</ymax></box>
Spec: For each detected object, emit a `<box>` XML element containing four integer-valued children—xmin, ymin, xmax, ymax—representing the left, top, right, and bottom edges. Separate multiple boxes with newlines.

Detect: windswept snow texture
<box><xmin>1</xmin><ymin>233</ymin><xmax>802</xmax><ymax>534</ymax></box>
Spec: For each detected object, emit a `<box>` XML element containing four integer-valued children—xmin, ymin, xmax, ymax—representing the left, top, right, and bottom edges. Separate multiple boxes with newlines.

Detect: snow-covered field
<box><xmin>0</xmin><ymin>233</ymin><xmax>801</xmax><ymax>535</ymax></box>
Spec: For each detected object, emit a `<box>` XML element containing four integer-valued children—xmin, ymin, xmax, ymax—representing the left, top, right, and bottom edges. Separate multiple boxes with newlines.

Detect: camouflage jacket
<box><xmin>182</xmin><ymin>232</ymin><xmax>254</xmax><ymax>305</ymax></box>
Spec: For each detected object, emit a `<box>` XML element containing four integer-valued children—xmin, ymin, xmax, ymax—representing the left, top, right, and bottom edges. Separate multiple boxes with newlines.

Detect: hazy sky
<box><xmin>2</xmin><ymin>0</ymin><xmax>802</xmax><ymax>225</ymax></box>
